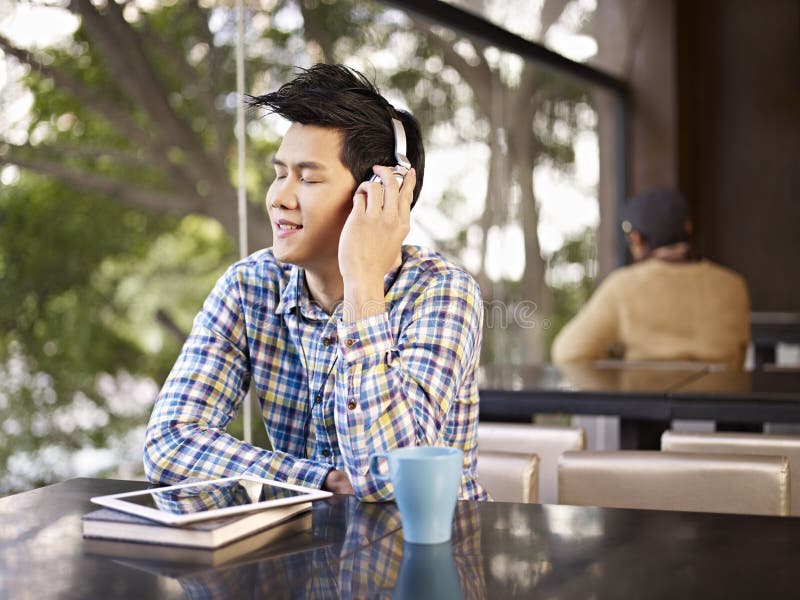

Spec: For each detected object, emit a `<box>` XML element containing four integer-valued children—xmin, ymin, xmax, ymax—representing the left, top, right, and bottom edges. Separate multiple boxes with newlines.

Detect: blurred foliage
<box><xmin>0</xmin><ymin>171</ymin><xmax>235</xmax><ymax>493</ymax></box>
<box><xmin>543</xmin><ymin>227</ymin><xmax>597</xmax><ymax>356</ymax></box>
<box><xmin>2</xmin><ymin>176</ymin><xmax>173</xmax><ymax>376</ymax></box>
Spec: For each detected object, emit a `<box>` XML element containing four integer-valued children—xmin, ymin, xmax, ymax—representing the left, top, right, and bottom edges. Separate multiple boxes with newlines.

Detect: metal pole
<box><xmin>235</xmin><ymin>0</ymin><xmax>252</xmax><ymax>443</ymax></box>
<box><xmin>615</xmin><ymin>94</ymin><xmax>630</xmax><ymax>268</ymax></box>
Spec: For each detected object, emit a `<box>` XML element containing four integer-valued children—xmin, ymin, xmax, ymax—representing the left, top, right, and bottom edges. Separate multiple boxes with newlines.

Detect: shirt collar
<box><xmin>274</xmin><ymin>250</ymin><xmax>408</xmax><ymax>318</ymax></box>
<box><xmin>274</xmin><ymin>266</ymin><xmax>328</xmax><ymax>320</ymax></box>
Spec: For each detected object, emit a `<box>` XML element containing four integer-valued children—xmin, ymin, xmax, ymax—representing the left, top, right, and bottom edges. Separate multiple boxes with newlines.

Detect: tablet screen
<box><xmin>122</xmin><ymin>478</ymin><xmax>309</xmax><ymax>516</ymax></box>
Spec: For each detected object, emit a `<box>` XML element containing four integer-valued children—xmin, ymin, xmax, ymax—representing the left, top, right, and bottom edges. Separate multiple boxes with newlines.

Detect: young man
<box><xmin>143</xmin><ymin>64</ymin><xmax>487</xmax><ymax>501</ymax></box>
<box><xmin>552</xmin><ymin>188</ymin><xmax>750</xmax><ymax>369</ymax></box>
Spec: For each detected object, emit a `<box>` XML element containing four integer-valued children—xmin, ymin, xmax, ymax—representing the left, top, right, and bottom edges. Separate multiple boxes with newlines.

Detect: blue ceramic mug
<box><xmin>369</xmin><ymin>446</ymin><xmax>463</xmax><ymax>544</ymax></box>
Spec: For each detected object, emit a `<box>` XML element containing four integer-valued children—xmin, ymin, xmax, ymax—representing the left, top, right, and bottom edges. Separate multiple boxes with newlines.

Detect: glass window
<box><xmin>441</xmin><ymin>0</ymin><xmax>636</xmax><ymax>77</ymax></box>
<box><xmin>0</xmin><ymin>0</ymin><xmax>621</xmax><ymax>492</ymax></box>
<box><xmin>246</xmin><ymin>1</ymin><xmax>609</xmax><ymax>363</ymax></box>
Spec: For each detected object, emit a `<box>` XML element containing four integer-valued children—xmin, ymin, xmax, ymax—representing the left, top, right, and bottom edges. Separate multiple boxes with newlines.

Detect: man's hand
<box><xmin>323</xmin><ymin>468</ymin><xmax>355</xmax><ymax>495</ymax></box>
<box><xmin>338</xmin><ymin>166</ymin><xmax>416</xmax><ymax>322</ymax></box>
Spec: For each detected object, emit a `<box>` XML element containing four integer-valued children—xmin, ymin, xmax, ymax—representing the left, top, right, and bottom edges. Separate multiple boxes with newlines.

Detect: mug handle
<box><xmin>369</xmin><ymin>453</ymin><xmax>391</xmax><ymax>482</ymax></box>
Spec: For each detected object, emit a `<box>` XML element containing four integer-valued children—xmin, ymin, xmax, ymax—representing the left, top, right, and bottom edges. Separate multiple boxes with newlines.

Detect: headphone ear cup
<box><xmin>368</xmin><ymin>166</ymin><xmax>407</xmax><ymax>187</ymax></box>
<box><xmin>391</xmin><ymin>166</ymin><xmax>408</xmax><ymax>187</ymax></box>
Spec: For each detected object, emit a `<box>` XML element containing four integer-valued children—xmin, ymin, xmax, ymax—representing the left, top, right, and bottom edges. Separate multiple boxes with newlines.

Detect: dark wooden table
<box><xmin>3</xmin><ymin>478</ymin><xmax>800</xmax><ymax>598</ymax></box>
<box><xmin>479</xmin><ymin>362</ymin><xmax>800</xmax><ymax>448</ymax></box>
<box><xmin>751</xmin><ymin>311</ymin><xmax>800</xmax><ymax>369</ymax></box>
<box><xmin>479</xmin><ymin>362</ymin><xmax>800</xmax><ymax>423</ymax></box>
<box><xmin>478</xmin><ymin>362</ymin><xmax>706</xmax><ymax>422</ymax></box>
<box><xmin>668</xmin><ymin>369</ymin><xmax>800</xmax><ymax>423</ymax></box>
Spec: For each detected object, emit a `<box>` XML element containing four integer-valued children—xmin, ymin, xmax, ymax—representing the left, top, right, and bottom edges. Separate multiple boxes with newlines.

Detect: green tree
<box><xmin>0</xmin><ymin>0</ymin><xmax>253</xmax><ymax>492</ymax></box>
<box><xmin>0</xmin><ymin>0</ymin><xmax>271</xmax><ymax>245</ymax></box>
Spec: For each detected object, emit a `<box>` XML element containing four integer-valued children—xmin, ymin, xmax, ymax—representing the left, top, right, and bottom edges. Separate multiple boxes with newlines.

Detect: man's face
<box><xmin>266</xmin><ymin>123</ymin><xmax>357</xmax><ymax>271</ymax></box>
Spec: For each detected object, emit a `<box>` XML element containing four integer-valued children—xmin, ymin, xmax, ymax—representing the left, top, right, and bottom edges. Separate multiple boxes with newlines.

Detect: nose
<box><xmin>267</xmin><ymin>178</ymin><xmax>298</xmax><ymax>210</ymax></box>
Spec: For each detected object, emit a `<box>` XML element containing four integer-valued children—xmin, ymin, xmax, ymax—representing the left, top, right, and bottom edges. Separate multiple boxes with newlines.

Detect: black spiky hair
<box><xmin>247</xmin><ymin>64</ymin><xmax>424</xmax><ymax>207</ymax></box>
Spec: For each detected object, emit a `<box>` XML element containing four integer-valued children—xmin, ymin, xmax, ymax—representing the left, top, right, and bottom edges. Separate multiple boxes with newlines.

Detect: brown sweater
<box><xmin>551</xmin><ymin>259</ymin><xmax>750</xmax><ymax>370</ymax></box>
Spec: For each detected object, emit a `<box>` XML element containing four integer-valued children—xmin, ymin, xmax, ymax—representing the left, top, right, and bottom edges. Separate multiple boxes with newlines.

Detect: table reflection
<box><xmin>477</xmin><ymin>501</ymin><xmax>612</xmax><ymax>596</ymax></box>
<box><xmin>393</xmin><ymin>542</ymin><xmax>460</xmax><ymax>599</ymax></box>
<box><xmin>480</xmin><ymin>361</ymin><xmax>705</xmax><ymax>394</ymax></box>
<box><xmin>338</xmin><ymin>500</ymin><xmax>486</xmax><ymax>600</ymax></box>
<box><xmin>141</xmin><ymin>498</ymin><xmax>486</xmax><ymax>599</ymax></box>
<box><xmin>541</xmin><ymin>505</ymin><xmax>605</xmax><ymax>540</ymax></box>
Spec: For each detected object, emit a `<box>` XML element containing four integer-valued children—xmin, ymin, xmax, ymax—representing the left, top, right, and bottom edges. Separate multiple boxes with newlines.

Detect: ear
<box><xmin>628</xmin><ymin>231</ymin><xmax>649</xmax><ymax>260</ymax></box>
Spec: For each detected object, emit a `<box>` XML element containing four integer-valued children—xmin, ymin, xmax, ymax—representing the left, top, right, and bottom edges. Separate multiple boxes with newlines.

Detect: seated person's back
<box><xmin>552</xmin><ymin>188</ymin><xmax>750</xmax><ymax>369</ymax></box>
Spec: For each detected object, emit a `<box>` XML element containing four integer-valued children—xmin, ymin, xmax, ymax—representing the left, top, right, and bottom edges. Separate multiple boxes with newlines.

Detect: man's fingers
<box><xmin>371</xmin><ymin>165</ymin><xmax>401</xmax><ymax>217</ymax></box>
<box><xmin>363</xmin><ymin>180</ymin><xmax>384</xmax><ymax>216</ymax></box>
<box><xmin>352</xmin><ymin>182</ymin><xmax>380</xmax><ymax>214</ymax></box>
<box><xmin>351</xmin><ymin>187</ymin><xmax>366</xmax><ymax>213</ymax></box>
<box><xmin>399</xmin><ymin>168</ymin><xmax>416</xmax><ymax>221</ymax></box>
<box><xmin>355</xmin><ymin>166</ymin><xmax>413</xmax><ymax>223</ymax></box>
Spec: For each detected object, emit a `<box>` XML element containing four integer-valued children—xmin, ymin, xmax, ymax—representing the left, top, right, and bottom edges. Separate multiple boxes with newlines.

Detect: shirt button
<box><xmin>347</xmin><ymin>400</ymin><xmax>357</xmax><ymax>410</ymax></box>
<box><xmin>321</xmin><ymin>449</ymin><xmax>331</xmax><ymax>457</ymax></box>
<box><xmin>322</xmin><ymin>337</ymin><xmax>331</xmax><ymax>346</ymax></box>
<box><xmin>345</xmin><ymin>339</ymin><xmax>355</xmax><ymax>347</ymax></box>
<box><xmin>314</xmin><ymin>394</ymin><xmax>323</xmax><ymax>404</ymax></box>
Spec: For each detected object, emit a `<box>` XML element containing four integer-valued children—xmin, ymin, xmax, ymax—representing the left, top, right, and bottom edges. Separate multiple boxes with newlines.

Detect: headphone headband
<box><xmin>389</xmin><ymin>115</ymin><xmax>411</xmax><ymax>171</ymax></box>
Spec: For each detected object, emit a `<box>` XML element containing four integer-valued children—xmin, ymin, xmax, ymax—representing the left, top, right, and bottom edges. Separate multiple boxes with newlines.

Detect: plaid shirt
<box><xmin>144</xmin><ymin>245</ymin><xmax>487</xmax><ymax>501</ymax></box>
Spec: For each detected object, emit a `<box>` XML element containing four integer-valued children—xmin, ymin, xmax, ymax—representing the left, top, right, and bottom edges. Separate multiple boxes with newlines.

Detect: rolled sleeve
<box><xmin>332</xmin><ymin>270</ymin><xmax>484</xmax><ymax>502</ymax></box>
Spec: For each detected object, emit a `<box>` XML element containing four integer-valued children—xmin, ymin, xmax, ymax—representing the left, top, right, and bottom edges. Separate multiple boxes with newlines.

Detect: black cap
<box><xmin>621</xmin><ymin>188</ymin><xmax>689</xmax><ymax>249</ymax></box>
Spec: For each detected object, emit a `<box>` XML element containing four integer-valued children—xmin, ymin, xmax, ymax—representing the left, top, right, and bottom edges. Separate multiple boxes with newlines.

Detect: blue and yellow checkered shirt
<box><xmin>144</xmin><ymin>245</ymin><xmax>487</xmax><ymax>501</ymax></box>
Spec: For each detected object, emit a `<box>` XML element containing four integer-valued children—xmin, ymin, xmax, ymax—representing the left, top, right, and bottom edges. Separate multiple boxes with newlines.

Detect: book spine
<box><xmin>82</xmin><ymin>523</ymin><xmax>215</xmax><ymax>549</ymax></box>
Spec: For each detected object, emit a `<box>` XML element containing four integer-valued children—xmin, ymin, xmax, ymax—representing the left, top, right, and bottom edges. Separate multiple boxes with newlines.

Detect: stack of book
<box><xmin>82</xmin><ymin>501</ymin><xmax>313</xmax><ymax>569</ymax></box>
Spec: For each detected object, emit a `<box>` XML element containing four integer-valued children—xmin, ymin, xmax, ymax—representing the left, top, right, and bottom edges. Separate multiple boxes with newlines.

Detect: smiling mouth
<box><xmin>277</xmin><ymin>223</ymin><xmax>302</xmax><ymax>230</ymax></box>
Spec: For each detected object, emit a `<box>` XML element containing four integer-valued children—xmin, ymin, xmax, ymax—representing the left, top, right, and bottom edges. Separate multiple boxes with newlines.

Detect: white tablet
<box><xmin>91</xmin><ymin>475</ymin><xmax>332</xmax><ymax>525</ymax></box>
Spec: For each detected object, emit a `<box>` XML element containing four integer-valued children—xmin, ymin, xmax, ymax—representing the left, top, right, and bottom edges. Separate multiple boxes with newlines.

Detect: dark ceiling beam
<box><xmin>380</xmin><ymin>0</ymin><xmax>628</xmax><ymax>97</ymax></box>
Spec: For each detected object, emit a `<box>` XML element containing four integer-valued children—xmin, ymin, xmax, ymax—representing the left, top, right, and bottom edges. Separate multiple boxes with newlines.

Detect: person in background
<box><xmin>552</xmin><ymin>188</ymin><xmax>750</xmax><ymax>370</ymax></box>
<box><xmin>143</xmin><ymin>64</ymin><xmax>487</xmax><ymax>501</ymax></box>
